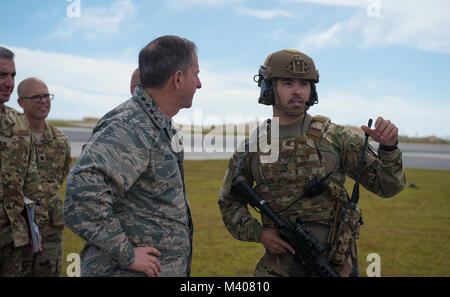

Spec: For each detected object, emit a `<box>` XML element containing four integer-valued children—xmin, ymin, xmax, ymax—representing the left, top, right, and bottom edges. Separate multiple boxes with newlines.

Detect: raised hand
<box><xmin>361</xmin><ymin>116</ymin><xmax>399</xmax><ymax>146</ymax></box>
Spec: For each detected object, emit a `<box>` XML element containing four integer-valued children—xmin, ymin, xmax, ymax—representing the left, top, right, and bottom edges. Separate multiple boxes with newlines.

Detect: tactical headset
<box><xmin>254</xmin><ymin>65</ymin><xmax>319</xmax><ymax>108</ymax></box>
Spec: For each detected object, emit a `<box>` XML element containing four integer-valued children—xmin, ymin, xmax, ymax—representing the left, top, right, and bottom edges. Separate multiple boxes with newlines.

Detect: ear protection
<box><xmin>254</xmin><ymin>66</ymin><xmax>274</xmax><ymax>105</ymax></box>
<box><xmin>307</xmin><ymin>82</ymin><xmax>318</xmax><ymax>107</ymax></box>
<box><xmin>254</xmin><ymin>65</ymin><xmax>319</xmax><ymax>107</ymax></box>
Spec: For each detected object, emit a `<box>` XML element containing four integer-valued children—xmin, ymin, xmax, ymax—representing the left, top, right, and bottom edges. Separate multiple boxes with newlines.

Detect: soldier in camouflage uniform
<box><xmin>0</xmin><ymin>47</ymin><xmax>48</xmax><ymax>276</ymax></box>
<box><xmin>64</xmin><ymin>35</ymin><xmax>202</xmax><ymax>277</ymax></box>
<box><xmin>17</xmin><ymin>78</ymin><xmax>72</xmax><ymax>276</ymax></box>
<box><xmin>218</xmin><ymin>49</ymin><xmax>406</xmax><ymax>277</ymax></box>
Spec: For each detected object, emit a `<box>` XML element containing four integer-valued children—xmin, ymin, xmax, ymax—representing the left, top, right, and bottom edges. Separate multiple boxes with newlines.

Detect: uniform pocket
<box><xmin>50</xmin><ymin>199</ymin><xmax>64</xmax><ymax>226</ymax></box>
<box><xmin>150</xmin><ymin>150</ymin><xmax>183</xmax><ymax>202</ymax></box>
<box><xmin>0</xmin><ymin>202</ymin><xmax>13</xmax><ymax>246</ymax></box>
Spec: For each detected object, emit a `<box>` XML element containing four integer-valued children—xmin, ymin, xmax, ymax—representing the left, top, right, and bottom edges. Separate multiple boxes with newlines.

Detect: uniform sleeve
<box><xmin>340</xmin><ymin>128</ymin><xmax>406</xmax><ymax>198</ymax></box>
<box><xmin>63</xmin><ymin>121</ymin><xmax>149</xmax><ymax>268</ymax></box>
<box><xmin>23</xmin><ymin>138</ymin><xmax>48</xmax><ymax>229</ymax></box>
<box><xmin>218</xmin><ymin>150</ymin><xmax>264</xmax><ymax>243</ymax></box>
<box><xmin>60</xmin><ymin>136</ymin><xmax>72</xmax><ymax>184</ymax></box>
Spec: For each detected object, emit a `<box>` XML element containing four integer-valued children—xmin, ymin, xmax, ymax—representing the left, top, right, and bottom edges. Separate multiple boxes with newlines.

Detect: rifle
<box><xmin>327</xmin><ymin>119</ymin><xmax>373</xmax><ymax>275</ymax></box>
<box><xmin>345</xmin><ymin>118</ymin><xmax>373</xmax><ymax>228</ymax></box>
<box><xmin>231</xmin><ymin>175</ymin><xmax>340</xmax><ymax>277</ymax></box>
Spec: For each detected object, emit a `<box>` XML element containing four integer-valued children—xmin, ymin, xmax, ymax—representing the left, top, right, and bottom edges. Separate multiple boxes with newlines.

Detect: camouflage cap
<box><xmin>262</xmin><ymin>49</ymin><xmax>319</xmax><ymax>83</ymax></box>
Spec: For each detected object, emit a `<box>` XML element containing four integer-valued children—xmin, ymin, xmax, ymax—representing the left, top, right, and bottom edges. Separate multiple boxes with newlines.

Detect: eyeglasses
<box><xmin>20</xmin><ymin>94</ymin><xmax>54</xmax><ymax>103</ymax></box>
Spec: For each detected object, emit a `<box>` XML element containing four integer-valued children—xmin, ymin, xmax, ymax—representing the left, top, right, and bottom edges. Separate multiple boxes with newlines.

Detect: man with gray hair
<box><xmin>0</xmin><ymin>47</ymin><xmax>16</xmax><ymax>103</ymax></box>
<box><xmin>0</xmin><ymin>46</ymin><xmax>48</xmax><ymax>276</ymax></box>
<box><xmin>64</xmin><ymin>35</ymin><xmax>202</xmax><ymax>277</ymax></box>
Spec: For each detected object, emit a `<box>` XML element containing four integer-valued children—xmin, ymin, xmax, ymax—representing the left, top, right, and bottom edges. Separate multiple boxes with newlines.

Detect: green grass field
<box><xmin>61</xmin><ymin>160</ymin><xmax>450</xmax><ymax>277</ymax></box>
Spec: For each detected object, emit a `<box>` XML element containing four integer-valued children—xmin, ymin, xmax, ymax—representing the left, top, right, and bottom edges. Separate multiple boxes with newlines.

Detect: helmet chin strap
<box><xmin>273</xmin><ymin>83</ymin><xmax>310</xmax><ymax>117</ymax></box>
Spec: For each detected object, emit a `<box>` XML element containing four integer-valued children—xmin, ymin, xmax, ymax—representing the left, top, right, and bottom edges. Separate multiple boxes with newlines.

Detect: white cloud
<box><xmin>11</xmin><ymin>47</ymin><xmax>135</xmax><ymax>96</ymax></box>
<box><xmin>294</xmin><ymin>0</ymin><xmax>450</xmax><ymax>54</ymax></box>
<box><xmin>175</xmin><ymin>66</ymin><xmax>272</xmax><ymax>123</ymax></box>
<box><xmin>298</xmin><ymin>22</ymin><xmax>345</xmax><ymax>49</ymax></box>
<box><xmin>313</xmin><ymin>90</ymin><xmax>450</xmax><ymax>138</ymax></box>
<box><xmin>236</xmin><ymin>7</ymin><xmax>294</xmax><ymax>19</ymax></box>
<box><xmin>6</xmin><ymin>45</ymin><xmax>268</xmax><ymax>122</ymax></box>
<box><xmin>287</xmin><ymin>0</ymin><xmax>365</xmax><ymax>8</ymax></box>
<box><xmin>166</xmin><ymin>0</ymin><xmax>245</xmax><ymax>10</ymax></box>
<box><xmin>7</xmin><ymin>46</ymin><xmax>135</xmax><ymax>119</ymax></box>
<box><xmin>49</xmin><ymin>0</ymin><xmax>136</xmax><ymax>40</ymax></box>
<box><xmin>5</xmin><ymin>45</ymin><xmax>448</xmax><ymax>138</ymax></box>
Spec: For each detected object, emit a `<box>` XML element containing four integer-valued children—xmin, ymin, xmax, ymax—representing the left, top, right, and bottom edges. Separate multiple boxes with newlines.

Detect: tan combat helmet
<box><xmin>263</xmin><ymin>49</ymin><xmax>319</xmax><ymax>83</ymax></box>
<box><xmin>256</xmin><ymin>49</ymin><xmax>319</xmax><ymax>115</ymax></box>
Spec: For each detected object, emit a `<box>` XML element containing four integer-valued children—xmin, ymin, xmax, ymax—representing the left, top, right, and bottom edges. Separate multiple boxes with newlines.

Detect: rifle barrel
<box><xmin>351</xmin><ymin>119</ymin><xmax>372</xmax><ymax>205</ymax></box>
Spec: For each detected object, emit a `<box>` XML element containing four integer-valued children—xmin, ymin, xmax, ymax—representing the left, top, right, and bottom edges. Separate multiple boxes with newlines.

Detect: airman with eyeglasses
<box><xmin>19</xmin><ymin>93</ymin><xmax>54</xmax><ymax>103</ymax></box>
<box><xmin>17</xmin><ymin>78</ymin><xmax>54</xmax><ymax>131</ymax></box>
<box><xmin>17</xmin><ymin>77</ymin><xmax>71</xmax><ymax>277</ymax></box>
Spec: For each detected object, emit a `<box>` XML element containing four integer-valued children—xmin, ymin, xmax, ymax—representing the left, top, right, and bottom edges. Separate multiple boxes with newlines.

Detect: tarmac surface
<box><xmin>60</xmin><ymin>127</ymin><xmax>450</xmax><ymax>171</ymax></box>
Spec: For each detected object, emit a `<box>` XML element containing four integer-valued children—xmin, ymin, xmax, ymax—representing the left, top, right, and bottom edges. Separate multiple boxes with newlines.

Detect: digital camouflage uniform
<box><xmin>0</xmin><ymin>105</ymin><xmax>48</xmax><ymax>276</ymax></box>
<box><xmin>218</xmin><ymin>114</ymin><xmax>406</xmax><ymax>277</ymax></box>
<box><xmin>22</xmin><ymin>123</ymin><xmax>71</xmax><ymax>276</ymax></box>
<box><xmin>63</xmin><ymin>85</ymin><xmax>193</xmax><ymax>277</ymax></box>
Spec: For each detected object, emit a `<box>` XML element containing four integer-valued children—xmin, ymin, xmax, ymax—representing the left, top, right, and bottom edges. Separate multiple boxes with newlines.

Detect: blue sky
<box><xmin>1</xmin><ymin>0</ymin><xmax>450</xmax><ymax>138</ymax></box>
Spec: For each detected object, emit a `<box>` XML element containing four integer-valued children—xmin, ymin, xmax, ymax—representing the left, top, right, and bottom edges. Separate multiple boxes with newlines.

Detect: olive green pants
<box><xmin>22</xmin><ymin>225</ymin><xmax>63</xmax><ymax>277</ymax></box>
<box><xmin>0</xmin><ymin>242</ymin><xmax>29</xmax><ymax>277</ymax></box>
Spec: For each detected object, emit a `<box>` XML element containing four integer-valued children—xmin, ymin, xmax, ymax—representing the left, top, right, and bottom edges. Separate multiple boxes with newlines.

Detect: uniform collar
<box><xmin>0</xmin><ymin>105</ymin><xmax>17</xmax><ymax>134</ymax></box>
<box><xmin>279</xmin><ymin>113</ymin><xmax>312</xmax><ymax>138</ymax></box>
<box><xmin>39</xmin><ymin>121</ymin><xmax>55</xmax><ymax>144</ymax></box>
<box><xmin>133</xmin><ymin>85</ymin><xmax>171</xmax><ymax>132</ymax></box>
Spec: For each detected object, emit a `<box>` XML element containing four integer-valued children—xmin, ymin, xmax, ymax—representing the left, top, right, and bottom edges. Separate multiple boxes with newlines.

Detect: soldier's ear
<box><xmin>172</xmin><ymin>70</ymin><xmax>183</xmax><ymax>90</ymax></box>
<box><xmin>17</xmin><ymin>98</ymin><xmax>25</xmax><ymax>108</ymax></box>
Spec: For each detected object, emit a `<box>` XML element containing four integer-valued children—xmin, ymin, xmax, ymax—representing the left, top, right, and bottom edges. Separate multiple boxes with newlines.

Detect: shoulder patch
<box><xmin>308</xmin><ymin>115</ymin><xmax>330</xmax><ymax>145</ymax></box>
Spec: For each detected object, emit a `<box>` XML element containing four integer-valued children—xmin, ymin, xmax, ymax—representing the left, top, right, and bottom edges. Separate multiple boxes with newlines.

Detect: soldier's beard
<box><xmin>273</xmin><ymin>85</ymin><xmax>309</xmax><ymax>117</ymax></box>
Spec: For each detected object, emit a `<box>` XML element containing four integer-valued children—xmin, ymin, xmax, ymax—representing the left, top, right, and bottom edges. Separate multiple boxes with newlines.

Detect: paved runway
<box><xmin>60</xmin><ymin>127</ymin><xmax>450</xmax><ymax>171</ymax></box>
